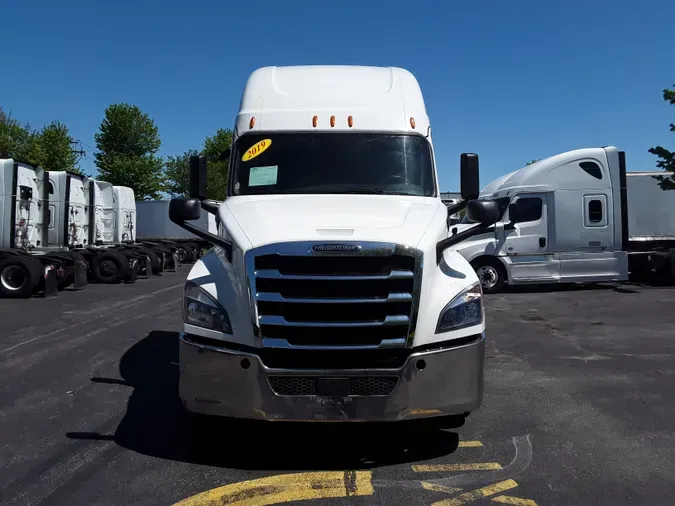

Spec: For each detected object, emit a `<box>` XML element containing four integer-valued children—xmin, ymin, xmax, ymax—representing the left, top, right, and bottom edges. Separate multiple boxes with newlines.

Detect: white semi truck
<box><xmin>0</xmin><ymin>159</ymin><xmax>88</xmax><ymax>297</ymax></box>
<box><xmin>168</xmin><ymin>65</ymin><xmax>500</xmax><ymax>427</ymax></box>
<box><xmin>451</xmin><ymin>146</ymin><xmax>675</xmax><ymax>293</ymax></box>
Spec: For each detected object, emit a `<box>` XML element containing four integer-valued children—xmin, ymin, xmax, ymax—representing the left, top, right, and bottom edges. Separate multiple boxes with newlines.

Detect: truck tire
<box><xmin>0</xmin><ymin>256</ymin><xmax>43</xmax><ymax>298</ymax></box>
<box><xmin>90</xmin><ymin>250</ymin><xmax>129</xmax><ymax>284</ymax></box>
<box><xmin>471</xmin><ymin>256</ymin><xmax>507</xmax><ymax>294</ymax></box>
<box><xmin>134</xmin><ymin>247</ymin><xmax>161</xmax><ymax>274</ymax></box>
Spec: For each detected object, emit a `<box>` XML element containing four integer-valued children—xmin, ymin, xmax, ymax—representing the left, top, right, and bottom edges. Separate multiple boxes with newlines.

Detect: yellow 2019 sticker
<box><xmin>242</xmin><ymin>139</ymin><xmax>272</xmax><ymax>162</ymax></box>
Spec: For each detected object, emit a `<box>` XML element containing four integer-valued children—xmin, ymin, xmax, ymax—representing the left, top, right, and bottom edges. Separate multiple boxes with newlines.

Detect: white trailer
<box><xmin>0</xmin><ymin>159</ymin><xmax>88</xmax><ymax>298</ymax></box>
<box><xmin>166</xmin><ymin>64</ymin><xmax>502</xmax><ymax>430</ymax></box>
<box><xmin>134</xmin><ymin>199</ymin><xmax>214</xmax><ymax>264</ymax></box>
<box><xmin>452</xmin><ymin>147</ymin><xmax>675</xmax><ymax>292</ymax></box>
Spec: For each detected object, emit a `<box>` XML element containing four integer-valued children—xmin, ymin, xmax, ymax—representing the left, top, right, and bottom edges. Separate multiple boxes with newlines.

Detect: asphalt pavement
<box><xmin>1</xmin><ymin>273</ymin><xmax>674</xmax><ymax>506</ymax></box>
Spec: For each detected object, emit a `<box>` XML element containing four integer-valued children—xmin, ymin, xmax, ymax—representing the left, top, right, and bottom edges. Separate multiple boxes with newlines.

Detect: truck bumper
<box><xmin>178</xmin><ymin>332</ymin><xmax>485</xmax><ymax>422</ymax></box>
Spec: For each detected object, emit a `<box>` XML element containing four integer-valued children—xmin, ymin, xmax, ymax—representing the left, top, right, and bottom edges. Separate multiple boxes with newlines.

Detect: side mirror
<box><xmin>189</xmin><ymin>155</ymin><xmax>208</xmax><ymax>200</ymax></box>
<box><xmin>169</xmin><ymin>198</ymin><xmax>201</xmax><ymax>224</ymax></box>
<box><xmin>460</xmin><ymin>153</ymin><xmax>480</xmax><ymax>201</ymax></box>
<box><xmin>219</xmin><ymin>148</ymin><xmax>231</xmax><ymax>162</ymax></box>
<box><xmin>466</xmin><ymin>199</ymin><xmax>499</xmax><ymax>226</ymax></box>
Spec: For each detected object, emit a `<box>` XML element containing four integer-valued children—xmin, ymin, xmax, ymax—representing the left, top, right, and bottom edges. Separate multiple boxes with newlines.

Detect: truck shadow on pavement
<box><xmin>66</xmin><ymin>330</ymin><xmax>462</xmax><ymax>471</ymax></box>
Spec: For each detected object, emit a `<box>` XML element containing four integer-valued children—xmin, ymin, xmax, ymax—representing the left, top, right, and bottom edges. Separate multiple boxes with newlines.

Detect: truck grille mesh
<box><xmin>267</xmin><ymin>376</ymin><xmax>399</xmax><ymax>396</ymax></box>
<box><xmin>252</xmin><ymin>248</ymin><xmax>418</xmax><ymax>348</ymax></box>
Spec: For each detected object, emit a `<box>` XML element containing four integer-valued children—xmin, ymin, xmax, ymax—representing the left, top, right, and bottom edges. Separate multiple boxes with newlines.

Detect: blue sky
<box><xmin>2</xmin><ymin>0</ymin><xmax>674</xmax><ymax>191</ymax></box>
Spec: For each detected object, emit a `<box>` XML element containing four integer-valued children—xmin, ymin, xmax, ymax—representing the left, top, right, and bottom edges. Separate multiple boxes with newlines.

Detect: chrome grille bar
<box><xmin>245</xmin><ymin>241</ymin><xmax>422</xmax><ymax>349</ymax></box>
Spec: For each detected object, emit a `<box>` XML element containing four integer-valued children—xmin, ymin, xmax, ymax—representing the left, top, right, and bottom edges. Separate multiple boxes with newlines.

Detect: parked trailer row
<box><xmin>0</xmin><ymin>158</ymin><xmax>208</xmax><ymax>299</ymax></box>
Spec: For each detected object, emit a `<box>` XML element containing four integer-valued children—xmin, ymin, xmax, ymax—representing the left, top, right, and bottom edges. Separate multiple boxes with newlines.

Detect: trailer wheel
<box><xmin>185</xmin><ymin>242</ymin><xmax>201</xmax><ymax>259</ymax></box>
<box><xmin>90</xmin><ymin>251</ymin><xmax>129</xmax><ymax>284</ymax></box>
<box><xmin>0</xmin><ymin>256</ymin><xmax>43</xmax><ymax>298</ymax></box>
<box><xmin>180</xmin><ymin>243</ymin><xmax>196</xmax><ymax>263</ymax></box>
<box><xmin>134</xmin><ymin>247</ymin><xmax>161</xmax><ymax>274</ymax></box>
<box><xmin>471</xmin><ymin>256</ymin><xmax>507</xmax><ymax>294</ymax></box>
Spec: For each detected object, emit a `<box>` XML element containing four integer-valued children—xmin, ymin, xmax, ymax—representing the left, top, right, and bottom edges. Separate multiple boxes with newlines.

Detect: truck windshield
<box><xmin>230</xmin><ymin>132</ymin><xmax>435</xmax><ymax>197</ymax></box>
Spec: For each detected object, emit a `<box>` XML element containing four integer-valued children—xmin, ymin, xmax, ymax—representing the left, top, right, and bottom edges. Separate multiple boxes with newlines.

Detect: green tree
<box><xmin>0</xmin><ymin>108</ymin><xmax>45</xmax><ymax>166</ymax></box>
<box><xmin>525</xmin><ymin>159</ymin><xmax>541</xmax><ymax>166</ymax></box>
<box><xmin>38</xmin><ymin>120</ymin><xmax>80</xmax><ymax>172</ymax></box>
<box><xmin>94</xmin><ymin>103</ymin><xmax>165</xmax><ymax>200</ymax></box>
<box><xmin>163</xmin><ymin>128</ymin><xmax>232</xmax><ymax>200</ymax></box>
<box><xmin>202</xmin><ymin>128</ymin><xmax>232</xmax><ymax>200</ymax></box>
<box><xmin>164</xmin><ymin>149</ymin><xmax>199</xmax><ymax>197</ymax></box>
<box><xmin>649</xmin><ymin>84</ymin><xmax>675</xmax><ymax>190</ymax></box>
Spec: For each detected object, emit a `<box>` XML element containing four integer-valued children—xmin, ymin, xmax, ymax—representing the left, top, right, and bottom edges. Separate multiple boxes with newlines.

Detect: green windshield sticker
<box><xmin>249</xmin><ymin>165</ymin><xmax>278</xmax><ymax>186</ymax></box>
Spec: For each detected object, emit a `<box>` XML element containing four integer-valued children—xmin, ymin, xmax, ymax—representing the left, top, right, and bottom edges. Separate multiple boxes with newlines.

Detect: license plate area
<box><xmin>316</xmin><ymin>377</ymin><xmax>350</xmax><ymax>397</ymax></box>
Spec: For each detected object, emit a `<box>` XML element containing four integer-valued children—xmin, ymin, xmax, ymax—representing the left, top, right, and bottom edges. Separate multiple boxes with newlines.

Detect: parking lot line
<box><xmin>492</xmin><ymin>495</ymin><xmax>538</xmax><ymax>505</ymax></box>
<box><xmin>421</xmin><ymin>482</ymin><xmax>463</xmax><ymax>494</ymax></box>
<box><xmin>431</xmin><ymin>479</ymin><xmax>519</xmax><ymax>506</ymax></box>
<box><xmin>412</xmin><ymin>463</ymin><xmax>503</xmax><ymax>472</ymax></box>
<box><xmin>457</xmin><ymin>441</ymin><xmax>483</xmax><ymax>447</ymax></box>
<box><xmin>172</xmin><ymin>470</ymin><xmax>374</xmax><ymax>506</ymax></box>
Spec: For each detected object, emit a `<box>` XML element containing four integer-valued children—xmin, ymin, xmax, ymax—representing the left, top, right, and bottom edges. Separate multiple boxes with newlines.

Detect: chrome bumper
<box><xmin>178</xmin><ymin>332</ymin><xmax>485</xmax><ymax>422</ymax></box>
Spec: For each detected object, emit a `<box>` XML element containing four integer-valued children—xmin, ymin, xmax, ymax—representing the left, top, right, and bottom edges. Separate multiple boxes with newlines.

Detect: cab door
<box><xmin>504</xmin><ymin>193</ymin><xmax>560</xmax><ymax>282</ymax></box>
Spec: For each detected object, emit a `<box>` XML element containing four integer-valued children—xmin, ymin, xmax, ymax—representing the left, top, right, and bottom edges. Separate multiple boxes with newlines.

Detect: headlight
<box><xmin>435</xmin><ymin>282</ymin><xmax>483</xmax><ymax>333</ymax></box>
<box><xmin>182</xmin><ymin>281</ymin><xmax>233</xmax><ymax>334</ymax></box>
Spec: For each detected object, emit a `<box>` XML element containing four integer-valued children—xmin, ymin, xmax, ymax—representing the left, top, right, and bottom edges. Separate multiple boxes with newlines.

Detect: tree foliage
<box><xmin>39</xmin><ymin>120</ymin><xmax>79</xmax><ymax>172</ymax></box>
<box><xmin>94</xmin><ymin>103</ymin><xmax>165</xmax><ymax>200</ymax></box>
<box><xmin>164</xmin><ymin>149</ymin><xmax>199</xmax><ymax>197</ymax></box>
<box><xmin>525</xmin><ymin>159</ymin><xmax>541</xmax><ymax>166</ymax></box>
<box><xmin>0</xmin><ymin>107</ymin><xmax>80</xmax><ymax>172</ymax></box>
<box><xmin>163</xmin><ymin>128</ymin><xmax>232</xmax><ymax>201</ymax></box>
<box><xmin>649</xmin><ymin>85</ymin><xmax>675</xmax><ymax>190</ymax></box>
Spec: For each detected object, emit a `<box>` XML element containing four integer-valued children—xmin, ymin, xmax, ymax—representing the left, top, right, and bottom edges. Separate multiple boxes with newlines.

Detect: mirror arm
<box><xmin>172</xmin><ymin>220</ymin><xmax>232</xmax><ymax>262</ymax></box>
<box><xmin>436</xmin><ymin>222</ymin><xmax>491</xmax><ymax>265</ymax></box>
<box><xmin>200</xmin><ymin>200</ymin><xmax>219</xmax><ymax>215</ymax></box>
<box><xmin>445</xmin><ymin>201</ymin><xmax>467</xmax><ymax>227</ymax></box>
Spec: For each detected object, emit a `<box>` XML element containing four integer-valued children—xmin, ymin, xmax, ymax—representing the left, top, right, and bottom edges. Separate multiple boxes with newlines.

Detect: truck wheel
<box><xmin>471</xmin><ymin>256</ymin><xmax>507</xmax><ymax>294</ymax></box>
<box><xmin>0</xmin><ymin>256</ymin><xmax>43</xmax><ymax>298</ymax></box>
<box><xmin>90</xmin><ymin>251</ymin><xmax>129</xmax><ymax>284</ymax></box>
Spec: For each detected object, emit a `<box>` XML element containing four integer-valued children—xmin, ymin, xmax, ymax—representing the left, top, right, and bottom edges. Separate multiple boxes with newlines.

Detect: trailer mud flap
<box><xmin>144</xmin><ymin>256</ymin><xmax>153</xmax><ymax>277</ymax></box>
<box><xmin>125</xmin><ymin>259</ymin><xmax>140</xmax><ymax>283</ymax></box>
<box><xmin>43</xmin><ymin>267</ymin><xmax>58</xmax><ymax>298</ymax></box>
<box><xmin>73</xmin><ymin>260</ymin><xmax>88</xmax><ymax>289</ymax></box>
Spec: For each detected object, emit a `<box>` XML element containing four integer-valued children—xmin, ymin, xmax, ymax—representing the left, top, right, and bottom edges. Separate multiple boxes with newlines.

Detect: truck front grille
<box><xmin>248</xmin><ymin>242</ymin><xmax>421</xmax><ymax>349</ymax></box>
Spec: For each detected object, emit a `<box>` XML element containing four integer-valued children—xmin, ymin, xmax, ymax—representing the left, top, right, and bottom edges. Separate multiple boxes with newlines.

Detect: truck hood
<box><xmin>224</xmin><ymin>194</ymin><xmax>444</xmax><ymax>249</ymax></box>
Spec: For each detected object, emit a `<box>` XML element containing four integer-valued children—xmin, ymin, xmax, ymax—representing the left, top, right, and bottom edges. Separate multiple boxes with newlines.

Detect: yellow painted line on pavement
<box><xmin>412</xmin><ymin>462</ymin><xmax>503</xmax><ymax>472</ymax></box>
<box><xmin>173</xmin><ymin>470</ymin><xmax>374</xmax><ymax>506</ymax></box>
<box><xmin>421</xmin><ymin>481</ymin><xmax>463</xmax><ymax>494</ymax></box>
<box><xmin>457</xmin><ymin>441</ymin><xmax>483</xmax><ymax>447</ymax></box>
<box><xmin>431</xmin><ymin>479</ymin><xmax>519</xmax><ymax>506</ymax></box>
<box><xmin>492</xmin><ymin>495</ymin><xmax>538</xmax><ymax>505</ymax></box>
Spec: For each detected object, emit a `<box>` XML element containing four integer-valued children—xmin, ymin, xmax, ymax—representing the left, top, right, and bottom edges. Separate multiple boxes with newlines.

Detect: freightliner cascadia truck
<box><xmin>169</xmin><ymin>65</ymin><xmax>500</xmax><ymax>428</ymax></box>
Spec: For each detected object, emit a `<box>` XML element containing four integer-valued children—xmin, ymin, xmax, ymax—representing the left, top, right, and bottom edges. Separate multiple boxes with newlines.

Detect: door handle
<box><xmin>539</xmin><ymin>237</ymin><xmax>546</xmax><ymax>247</ymax></box>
